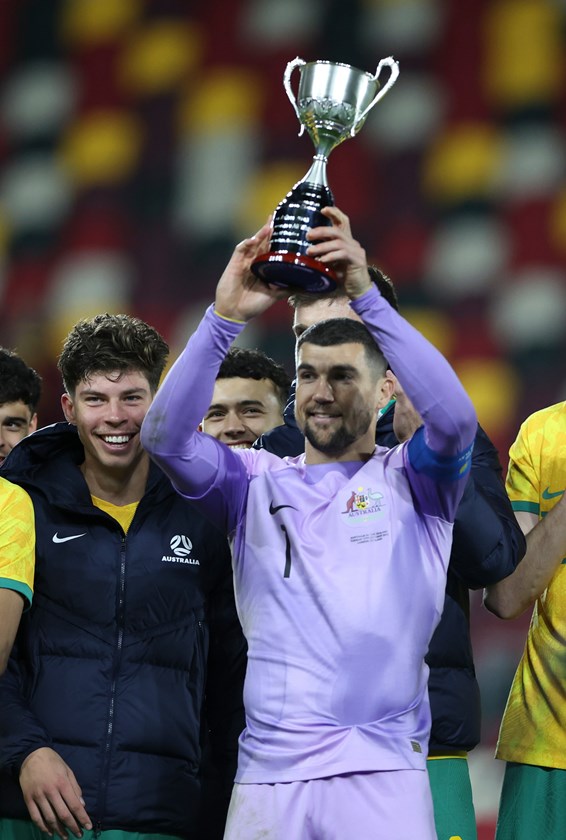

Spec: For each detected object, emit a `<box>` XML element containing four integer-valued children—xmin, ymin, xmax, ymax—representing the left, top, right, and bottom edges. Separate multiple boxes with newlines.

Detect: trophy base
<box><xmin>251</xmin><ymin>251</ymin><xmax>337</xmax><ymax>293</ymax></box>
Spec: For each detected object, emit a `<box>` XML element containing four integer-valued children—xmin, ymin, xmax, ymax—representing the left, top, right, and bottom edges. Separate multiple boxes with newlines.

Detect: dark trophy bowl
<box><xmin>251</xmin><ymin>181</ymin><xmax>337</xmax><ymax>292</ymax></box>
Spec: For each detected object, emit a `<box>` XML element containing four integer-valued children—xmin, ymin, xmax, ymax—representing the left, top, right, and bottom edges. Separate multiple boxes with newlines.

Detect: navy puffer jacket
<box><xmin>0</xmin><ymin>423</ymin><xmax>246</xmax><ymax>839</ymax></box>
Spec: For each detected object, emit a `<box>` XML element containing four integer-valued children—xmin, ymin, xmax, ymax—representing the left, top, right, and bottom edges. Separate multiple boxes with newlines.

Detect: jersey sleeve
<box><xmin>351</xmin><ymin>286</ymin><xmax>476</xmax><ymax>462</ymax></box>
<box><xmin>351</xmin><ymin>286</ymin><xmax>476</xmax><ymax>522</ymax></box>
<box><xmin>141</xmin><ymin>306</ymin><xmax>254</xmax><ymax>533</ymax></box>
<box><xmin>505</xmin><ymin>419</ymin><xmax>540</xmax><ymax>515</ymax></box>
<box><xmin>0</xmin><ymin>480</ymin><xmax>35</xmax><ymax>608</ymax></box>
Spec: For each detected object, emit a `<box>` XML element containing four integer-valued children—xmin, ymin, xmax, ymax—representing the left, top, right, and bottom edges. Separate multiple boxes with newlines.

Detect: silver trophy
<box><xmin>251</xmin><ymin>57</ymin><xmax>399</xmax><ymax>292</ymax></box>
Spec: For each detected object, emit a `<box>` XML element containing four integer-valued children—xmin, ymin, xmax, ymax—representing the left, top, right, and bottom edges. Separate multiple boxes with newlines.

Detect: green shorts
<box><xmin>496</xmin><ymin>762</ymin><xmax>566</xmax><ymax>840</ymax></box>
<box><xmin>427</xmin><ymin>756</ymin><xmax>478</xmax><ymax>840</ymax></box>
<box><xmin>0</xmin><ymin>821</ymin><xmax>182</xmax><ymax>840</ymax></box>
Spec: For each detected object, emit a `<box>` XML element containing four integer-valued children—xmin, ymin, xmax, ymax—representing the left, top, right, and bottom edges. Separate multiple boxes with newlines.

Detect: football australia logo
<box><xmin>161</xmin><ymin>534</ymin><xmax>200</xmax><ymax>565</ymax></box>
<box><xmin>340</xmin><ymin>486</ymin><xmax>386</xmax><ymax>526</ymax></box>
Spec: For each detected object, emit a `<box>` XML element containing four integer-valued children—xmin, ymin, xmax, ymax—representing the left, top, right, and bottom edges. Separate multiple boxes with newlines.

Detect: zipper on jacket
<box><xmin>94</xmin><ymin>533</ymin><xmax>127</xmax><ymax>829</ymax></box>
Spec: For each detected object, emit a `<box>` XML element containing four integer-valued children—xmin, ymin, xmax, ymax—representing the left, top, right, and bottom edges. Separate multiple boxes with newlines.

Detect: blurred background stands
<box><xmin>0</xmin><ymin>2</ymin><xmax>564</xmax><ymax>835</ymax></box>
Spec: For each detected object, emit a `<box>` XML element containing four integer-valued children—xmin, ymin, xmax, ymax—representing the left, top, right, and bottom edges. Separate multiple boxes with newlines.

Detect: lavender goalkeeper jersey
<box><xmin>141</xmin><ymin>286</ymin><xmax>476</xmax><ymax>785</ymax></box>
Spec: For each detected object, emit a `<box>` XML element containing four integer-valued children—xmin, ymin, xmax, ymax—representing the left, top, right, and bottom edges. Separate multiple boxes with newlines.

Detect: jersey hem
<box><xmin>235</xmin><ymin>754</ymin><xmax>428</xmax><ymax>784</ymax></box>
<box><xmin>495</xmin><ymin>748</ymin><xmax>566</xmax><ymax>771</ymax></box>
<box><xmin>510</xmin><ymin>500</ymin><xmax>539</xmax><ymax>514</ymax></box>
<box><xmin>0</xmin><ymin>578</ymin><xmax>32</xmax><ymax>608</ymax></box>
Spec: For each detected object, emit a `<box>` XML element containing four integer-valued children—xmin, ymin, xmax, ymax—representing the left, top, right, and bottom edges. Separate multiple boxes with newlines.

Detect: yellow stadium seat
<box><xmin>403</xmin><ymin>307</ymin><xmax>454</xmax><ymax>358</ymax></box>
<box><xmin>550</xmin><ymin>188</ymin><xmax>566</xmax><ymax>254</ymax></box>
<box><xmin>59</xmin><ymin>111</ymin><xmax>141</xmax><ymax>185</ymax></box>
<box><xmin>483</xmin><ymin>0</ymin><xmax>562</xmax><ymax>106</ymax></box>
<box><xmin>423</xmin><ymin>123</ymin><xmax>502</xmax><ymax>202</ymax></box>
<box><xmin>120</xmin><ymin>21</ymin><xmax>202</xmax><ymax>95</ymax></box>
<box><xmin>455</xmin><ymin>358</ymin><xmax>519</xmax><ymax>438</ymax></box>
<box><xmin>61</xmin><ymin>0</ymin><xmax>141</xmax><ymax>45</ymax></box>
<box><xmin>179</xmin><ymin>68</ymin><xmax>264</xmax><ymax>135</ymax></box>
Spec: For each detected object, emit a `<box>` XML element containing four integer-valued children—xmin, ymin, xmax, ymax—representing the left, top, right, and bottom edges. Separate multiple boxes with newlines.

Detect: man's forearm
<box><xmin>351</xmin><ymin>286</ymin><xmax>476</xmax><ymax>455</ymax></box>
<box><xmin>0</xmin><ymin>590</ymin><xmax>24</xmax><ymax>674</ymax></box>
<box><xmin>141</xmin><ymin>306</ymin><xmax>245</xmax><ymax>496</ymax></box>
<box><xmin>143</xmin><ymin>307</ymin><xmax>244</xmax><ymax>453</ymax></box>
<box><xmin>485</xmin><ymin>504</ymin><xmax>566</xmax><ymax>618</ymax></box>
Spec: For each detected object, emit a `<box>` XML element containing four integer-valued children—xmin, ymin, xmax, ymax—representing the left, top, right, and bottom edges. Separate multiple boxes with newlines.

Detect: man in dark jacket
<box><xmin>255</xmin><ymin>270</ymin><xmax>526</xmax><ymax>840</ymax></box>
<box><xmin>0</xmin><ymin>314</ymin><xmax>246</xmax><ymax>840</ymax></box>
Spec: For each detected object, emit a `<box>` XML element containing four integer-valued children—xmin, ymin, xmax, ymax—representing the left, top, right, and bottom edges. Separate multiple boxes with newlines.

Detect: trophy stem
<box><xmin>302</xmin><ymin>154</ymin><xmax>329</xmax><ymax>189</ymax></box>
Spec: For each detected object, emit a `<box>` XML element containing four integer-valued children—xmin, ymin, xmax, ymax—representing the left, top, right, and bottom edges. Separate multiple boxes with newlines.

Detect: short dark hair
<box><xmin>0</xmin><ymin>348</ymin><xmax>42</xmax><ymax>413</ymax></box>
<box><xmin>367</xmin><ymin>267</ymin><xmax>399</xmax><ymax>311</ymax></box>
<box><xmin>288</xmin><ymin>265</ymin><xmax>399</xmax><ymax>312</ymax></box>
<box><xmin>297</xmin><ymin>318</ymin><xmax>387</xmax><ymax>379</ymax></box>
<box><xmin>218</xmin><ymin>348</ymin><xmax>291</xmax><ymax>409</ymax></box>
<box><xmin>58</xmin><ymin>314</ymin><xmax>169</xmax><ymax>395</ymax></box>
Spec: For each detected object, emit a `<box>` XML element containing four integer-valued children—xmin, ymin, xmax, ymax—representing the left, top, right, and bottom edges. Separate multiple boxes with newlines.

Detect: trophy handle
<box><xmin>352</xmin><ymin>56</ymin><xmax>400</xmax><ymax>136</ymax></box>
<box><xmin>284</xmin><ymin>56</ymin><xmax>306</xmax><ymax>137</ymax></box>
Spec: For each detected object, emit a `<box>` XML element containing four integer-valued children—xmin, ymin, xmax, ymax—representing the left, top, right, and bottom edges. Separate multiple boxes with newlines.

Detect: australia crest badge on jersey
<box><xmin>340</xmin><ymin>485</ymin><xmax>386</xmax><ymax>525</ymax></box>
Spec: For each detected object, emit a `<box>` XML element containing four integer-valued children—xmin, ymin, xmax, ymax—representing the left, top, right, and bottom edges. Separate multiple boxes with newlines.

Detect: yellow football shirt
<box><xmin>91</xmin><ymin>495</ymin><xmax>139</xmax><ymax>534</ymax></box>
<box><xmin>0</xmin><ymin>476</ymin><xmax>35</xmax><ymax>607</ymax></box>
<box><xmin>496</xmin><ymin>401</ymin><xmax>566</xmax><ymax>768</ymax></box>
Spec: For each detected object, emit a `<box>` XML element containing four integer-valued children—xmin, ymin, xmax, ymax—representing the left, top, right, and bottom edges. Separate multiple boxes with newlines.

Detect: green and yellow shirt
<box><xmin>497</xmin><ymin>401</ymin><xmax>566</xmax><ymax>768</ymax></box>
<box><xmin>0</xmin><ymin>476</ymin><xmax>35</xmax><ymax>607</ymax></box>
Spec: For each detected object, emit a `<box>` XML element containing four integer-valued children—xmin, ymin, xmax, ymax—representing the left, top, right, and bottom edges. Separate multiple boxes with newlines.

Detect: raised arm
<box><xmin>141</xmin><ymin>221</ymin><xmax>286</xmax><ymax>526</ymax></box>
<box><xmin>307</xmin><ymin>207</ymin><xmax>477</xmax><ymax>460</ymax></box>
<box><xmin>352</xmin><ymin>287</ymin><xmax>475</xmax><ymax>457</ymax></box>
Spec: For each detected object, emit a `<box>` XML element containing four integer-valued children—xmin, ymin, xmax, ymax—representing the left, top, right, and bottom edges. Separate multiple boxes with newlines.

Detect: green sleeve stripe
<box><xmin>0</xmin><ymin>578</ymin><xmax>32</xmax><ymax>609</ymax></box>
<box><xmin>511</xmin><ymin>500</ymin><xmax>539</xmax><ymax>514</ymax></box>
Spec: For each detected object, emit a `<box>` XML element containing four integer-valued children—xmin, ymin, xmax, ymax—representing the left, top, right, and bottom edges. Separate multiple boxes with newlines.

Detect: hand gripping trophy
<box><xmin>251</xmin><ymin>57</ymin><xmax>399</xmax><ymax>292</ymax></box>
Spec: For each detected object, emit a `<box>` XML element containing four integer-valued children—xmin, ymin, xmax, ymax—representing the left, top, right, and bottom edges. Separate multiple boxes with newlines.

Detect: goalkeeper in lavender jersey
<box><xmin>141</xmin><ymin>206</ymin><xmax>476</xmax><ymax>840</ymax></box>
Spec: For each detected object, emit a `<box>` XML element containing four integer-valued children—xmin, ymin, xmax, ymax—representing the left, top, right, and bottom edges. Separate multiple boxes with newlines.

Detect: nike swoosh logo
<box><xmin>52</xmin><ymin>533</ymin><xmax>87</xmax><ymax>543</ymax></box>
<box><xmin>269</xmin><ymin>502</ymin><xmax>298</xmax><ymax>515</ymax></box>
<box><xmin>542</xmin><ymin>487</ymin><xmax>564</xmax><ymax>500</ymax></box>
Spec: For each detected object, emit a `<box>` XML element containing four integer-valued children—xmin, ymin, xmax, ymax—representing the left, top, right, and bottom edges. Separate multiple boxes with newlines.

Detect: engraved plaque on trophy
<box><xmin>251</xmin><ymin>57</ymin><xmax>399</xmax><ymax>292</ymax></box>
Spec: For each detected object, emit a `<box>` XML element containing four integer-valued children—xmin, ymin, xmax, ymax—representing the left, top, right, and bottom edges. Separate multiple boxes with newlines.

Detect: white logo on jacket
<box><xmin>52</xmin><ymin>532</ymin><xmax>87</xmax><ymax>543</ymax></box>
<box><xmin>161</xmin><ymin>534</ymin><xmax>199</xmax><ymax>565</ymax></box>
<box><xmin>170</xmin><ymin>534</ymin><xmax>193</xmax><ymax>556</ymax></box>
